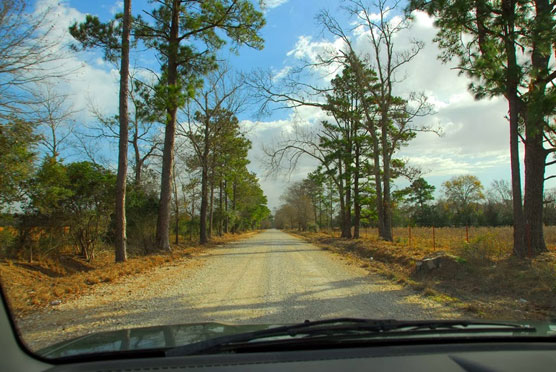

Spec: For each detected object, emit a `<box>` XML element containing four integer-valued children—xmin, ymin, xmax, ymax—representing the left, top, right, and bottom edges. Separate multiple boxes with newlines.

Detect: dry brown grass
<box><xmin>292</xmin><ymin>227</ymin><xmax>556</xmax><ymax>320</ymax></box>
<box><xmin>324</xmin><ymin>226</ymin><xmax>556</xmax><ymax>260</ymax></box>
<box><xmin>0</xmin><ymin>231</ymin><xmax>259</xmax><ymax>318</ymax></box>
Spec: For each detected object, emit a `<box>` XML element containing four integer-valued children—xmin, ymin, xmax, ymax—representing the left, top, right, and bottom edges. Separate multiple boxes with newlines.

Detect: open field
<box><xmin>325</xmin><ymin>226</ymin><xmax>556</xmax><ymax>260</ymax></box>
<box><xmin>292</xmin><ymin>226</ymin><xmax>556</xmax><ymax>320</ymax></box>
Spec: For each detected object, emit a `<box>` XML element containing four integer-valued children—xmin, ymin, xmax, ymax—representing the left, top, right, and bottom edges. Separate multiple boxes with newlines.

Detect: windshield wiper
<box><xmin>165</xmin><ymin>318</ymin><xmax>536</xmax><ymax>357</ymax></box>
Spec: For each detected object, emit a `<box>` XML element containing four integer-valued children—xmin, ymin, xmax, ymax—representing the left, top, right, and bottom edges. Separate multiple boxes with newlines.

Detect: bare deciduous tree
<box><xmin>32</xmin><ymin>84</ymin><xmax>77</xmax><ymax>160</ymax></box>
<box><xmin>0</xmin><ymin>0</ymin><xmax>71</xmax><ymax>120</ymax></box>
<box><xmin>178</xmin><ymin>66</ymin><xmax>247</xmax><ymax>244</ymax></box>
<box><xmin>319</xmin><ymin>0</ymin><xmax>434</xmax><ymax>240</ymax></box>
<box><xmin>87</xmin><ymin>74</ymin><xmax>163</xmax><ymax>186</ymax></box>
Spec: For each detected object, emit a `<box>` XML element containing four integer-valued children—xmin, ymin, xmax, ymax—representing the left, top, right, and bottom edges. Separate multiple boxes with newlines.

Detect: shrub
<box><xmin>0</xmin><ymin>227</ymin><xmax>15</xmax><ymax>256</ymax></box>
<box><xmin>126</xmin><ymin>185</ymin><xmax>158</xmax><ymax>254</ymax></box>
<box><xmin>307</xmin><ymin>223</ymin><xmax>318</xmax><ymax>232</ymax></box>
<box><xmin>455</xmin><ymin>232</ymin><xmax>503</xmax><ymax>264</ymax></box>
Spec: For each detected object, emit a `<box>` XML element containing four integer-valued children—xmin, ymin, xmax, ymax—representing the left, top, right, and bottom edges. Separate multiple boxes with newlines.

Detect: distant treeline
<box><xmin>274</xmin><ymin>175</ymin><xmax>556</xmax><ymax>231</ymax></box>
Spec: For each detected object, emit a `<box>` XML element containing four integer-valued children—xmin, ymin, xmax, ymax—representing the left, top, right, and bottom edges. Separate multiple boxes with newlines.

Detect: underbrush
<box><xmin>455</xmin><ymin>233</ymin><xmax>507</xmax><ymax>265</ymax></box>
<box><xmin>0</xmin><ymin>231</ymin><xmax>258</xmax><ymax>318</ymax></box>
<box><xmin>291</xmin><ymin>229</ymin><xmax>556</xmax><ymax>320</ymax></box>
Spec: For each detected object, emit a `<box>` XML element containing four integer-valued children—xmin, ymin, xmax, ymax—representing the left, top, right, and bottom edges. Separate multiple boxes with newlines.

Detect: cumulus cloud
<box><xmin>110</xmin><ymin>1</ymin><xmax>123</xmax><ymax>15</ymax></box>
<box><xmin>33</xmin><ymin>0</ymin><xmax>121</xmax><ymax>121</ymax></box>
<box><xmin>286</xmin><ymin>35</ymin><xmax>346</xmax><ymax>81</ymax></box>
<box><xmin>262</xmin><ymin>0</ymin><xmax>289</xmax><ymax>10</ymax></box>
<box><xmin>27</xmin><ymin>2</ymin><xmax>520</xmax><ymax>206</ymax></box>
<box><xmin>240</xmin><ymin>107</ymin><xmax>329</xmax><ymax>209</ymax></box>
<box><xmin>266</xmin><ymin>9</ymin><xmax>512</xmax><ymax>203</ymax></box>
<box><xmin>241</xmin><ymin>118</ymin><xmax>292</xmax><ymax>209</ymax></box>
<box><xmin>20</xmin><ymin>0</ymin><xmax>122</xmax><ymax>166</ymax></box>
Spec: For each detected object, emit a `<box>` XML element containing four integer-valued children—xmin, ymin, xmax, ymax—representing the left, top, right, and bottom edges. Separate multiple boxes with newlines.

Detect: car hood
<box><xmin>37</xmin><ymin>322</ymin><xmax>274</xmax><ymax>358</ymax></box>
<box><xmin>37</xmin><ymin>320</ymin><xmax>556</xmax><ymax>359</ymax></box>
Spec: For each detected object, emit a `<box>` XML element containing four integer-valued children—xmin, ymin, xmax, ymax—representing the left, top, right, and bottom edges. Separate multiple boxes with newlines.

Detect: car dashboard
<box><xmin>38</xmin><ymin>342</ymin><xmax>556</xmax><ymax>371</ymax></box>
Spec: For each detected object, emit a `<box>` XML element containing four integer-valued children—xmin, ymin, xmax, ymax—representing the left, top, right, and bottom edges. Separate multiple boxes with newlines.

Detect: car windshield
<box><xmin>0</xmin><ymin>0</ymin><xmax>555</xmax><ymax>360</ymax></box>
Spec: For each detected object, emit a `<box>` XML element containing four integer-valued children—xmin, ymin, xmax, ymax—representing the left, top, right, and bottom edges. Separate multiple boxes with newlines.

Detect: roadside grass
<box><xmin>290</xmin><ymin>228</ymin><xmax>556</xmax><ymax>320</ymax></box>
<box><xmin>331</xmin><ymin>226</ymin><xmax>556</xmax><ymax>258</ymax></box>
<box><xmin>0</xmin><ymin>231</ymin><xmax>258</xmax><ymax>318</ymax></box>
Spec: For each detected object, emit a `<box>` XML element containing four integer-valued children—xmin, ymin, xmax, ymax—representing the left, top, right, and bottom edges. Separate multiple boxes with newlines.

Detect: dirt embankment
<box><xmin>289</xmin><ymin>231</ymin><xmax>556</xmax><ymax>320</ymax></box>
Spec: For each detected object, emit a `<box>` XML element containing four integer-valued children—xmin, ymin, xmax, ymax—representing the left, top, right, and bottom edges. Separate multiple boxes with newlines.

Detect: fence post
<box><xmin>432</xmin><ymin>225</ymin><xmax>436</xmax><ymax>251</ymax></box>
<box><xmin>466</xmin><ymin>226</ymin><xmax>469</xmax><ymax>243</ymax></box>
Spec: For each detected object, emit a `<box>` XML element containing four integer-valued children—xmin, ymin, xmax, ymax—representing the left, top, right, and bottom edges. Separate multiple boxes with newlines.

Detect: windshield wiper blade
<box><xmin>165</xmin><ymin>318</ymin><xmax>536</xmax><ymax>357</ymax></box>
<box><xmin>165</xmin><ymin>318</ymin><xmax>375</xmax><ymax>356</ymax></box>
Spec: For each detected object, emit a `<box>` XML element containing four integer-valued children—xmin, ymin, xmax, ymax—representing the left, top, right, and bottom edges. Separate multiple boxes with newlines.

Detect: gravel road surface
<box><xmin>18</xmin><ymin>229</ymin><xmax>459</xmax><ymax>350</ymax></box>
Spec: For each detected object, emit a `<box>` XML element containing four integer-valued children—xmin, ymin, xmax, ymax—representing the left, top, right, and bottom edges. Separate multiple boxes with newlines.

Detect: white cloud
<box><xmin>262</xmin><ymin>0</ymin><xmax>289</xmax><ymax>9</ymax></box>
<box><xmin>28</xmin><ymin>0</ymin><xmax>121</xmax><ymax>163</ymax></box>
<box><xmin>241</xmin><ymin>118</ymin><xmax>295</xmax><ymax>209</ymax></box>
<box><xmin>412</xmin><ymin>9</ymin><xmax>436</xmax><ymax>28</ymax></box>
<box><xmin>286</xmin><ymin>35</ymin><xmax>346</xmax><ymax>80</ymax></box>
<box><xmin>46</xmin><ymin>1</ymin><xmax>119</xmax><ymax>114</ymax></box>
<box><xmin>265</xmin><ymin>9</ymin><xmax>514</xmax><ymax>205</ymax></box>
<box><xmin>110</xmin><ymin>1</ymin><xmax>124</xmax><ymax>15</ymax></box>
<box><xmin>369</xmin><ymin>7</ymin><xmax>391</xmax><ymax>21</ymax></box>
<box><xmin>25</xmin><ymin>2</ymin><xmax>519</xmax><ymax>207</ymax></box>
<box><xmin>287</xmin><ymin>35</ymin><xmax>347</xmax><ymax>64</ymax></box>
<box><xmin>272</xmin><ymin>66</ymin><xmax>292</xmax><ymax>82</ymax></box>
<box><xmin>240</xmin><ymin>107</ymin><xmax>331</xmax><ymax>209</ymax></box>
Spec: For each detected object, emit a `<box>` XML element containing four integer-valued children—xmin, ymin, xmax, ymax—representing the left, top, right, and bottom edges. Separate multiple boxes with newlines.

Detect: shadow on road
<box><xmin>20</xmin><ymin>276</ymin><xmax>457</xmax><ymax>350</ymax></box>
<box><xmin>205</xmin><ymin>248</ymin><xmax>322</xmax><ymax>257</ymax></box>
<box><xmin>18</xmin><ymin>229</ymin><xmax>460</xmax><ymax>350</ymax></box>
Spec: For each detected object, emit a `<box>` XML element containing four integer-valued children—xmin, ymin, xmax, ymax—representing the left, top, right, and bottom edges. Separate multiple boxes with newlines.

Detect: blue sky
<box><xmin>32</xmin><ymin>0</ymin><xmax>555</xmax><ymax>210</ymax></box>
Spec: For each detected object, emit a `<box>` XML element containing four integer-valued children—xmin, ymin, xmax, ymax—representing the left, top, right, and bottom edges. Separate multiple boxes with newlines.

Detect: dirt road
<box><xmin>18</xmin><ymin>229</ymin><xmax>459</xmax><ymax>350</ymax></box>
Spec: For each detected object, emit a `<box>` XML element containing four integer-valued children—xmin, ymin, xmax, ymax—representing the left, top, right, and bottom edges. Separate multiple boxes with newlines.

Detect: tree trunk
<box><xmin>339</xmin><ymin>166</ymin><xmax>352</xmax><ymax>238</ymax></box>
<box><xmin>155</xmin><ymin>0</ymin><xmax>180</xmax><ymax>252</ymax></box>
<box><xmin>115</xmin><ymin>0</ymin><xmax>131</xmax><ymax>263</ymax></box>
<box><xmin>328</xmin><ymin>184</ymin><xmax>333</xmax><ymax>229</ymax></box>
<box><xmin>218</xmin><ymin>180</ymin><xmax>223</xmax><ymax>236</ymax></box>
<box><xmin>199</xmin><ymin>156</ymin><xmax>209</xmax><ymax>244</ymax></box>
<box><xmin>208</xmin><ymin>181</ymin><xmax>214</xmax><ymax>239</ymax></box>
<box><xmin>313</xmin><ymin>202</ymin><xmax>318</xmax><ymax>231</ymax></box>
<box><xmin>508</xmin><ymin>94</ymin><xmax>526</xmax><ymax>255</ymax></box>
<box><xmin>522</xmin><ymin>0</ymin><xmax>551</xmax><ymax>256</ymax></box>
<box><xmin>318</xmin><ymin>198</ymin><xmax>322</xmax><ymax>229</ymax></box>
<box><xmin>190</xmin><ymin>192</ymin><xmax>195</xmax><ymax>241</ymax></box>
<box><xmin>79</xmin><ymin>230</ymin><xmax>89</xmax><ymax>261</ymax></box>
<box><xmin>344</xmin><ymin>169</ymin><xmax>352</xmax><ymax>239</ymax></box>
<box><xmin>353</xmin><ymin>140</ymin><xmax>361</xmax><ymax>239</ymax></box>
<box><xmin>173</xmin><ymin>169</ymin><xmax>179</xmax><ymax>245</ymax></box>
<box><xmin>370</xmin><ymin>126</ymin><xmax>384</xmax><ymax>237</ymax></box>
<box><xmin>524</xmin><ymin>135</ymin><xmax>547</xmax><ymax>255</ymax></box>
<box><xmin>338</xmin><ymin>193</ymin><xmax>347</xmax><ymax>237</ymax></box>
<box><xmin>224</xmin><ymin>180</ymin><xmax>229</xmax><ymax>233</ymax></box>
<box><xmin>345</xmin><ymin>130</ymin><xmax>353</xmax><ymax>239</ymax></box>
<box><xmin>336</xmin><ymin>158</ymin><xmax>348</xmax><ymax>238</ymax></box>
<box><xmin>351</xmin><ymin>55</ymin><xmax>384</xmax><ymax>238</ymax></box>
<box><xmin>231</xmin><ymin>181</ymin><xmax>237</xmax><ymax>233</ymax></box>
<box><xmin>501</xmin><ymin>0</ymin><xmax>526</xmax><ymax>257</ymax></box>
<box><xmin>381</xmin><ymin>111</ymin><xmax>393</xmax><ymax>242</ymax></box>
<box><xmin>133</xmin><ymin>122</ymin><xmax>142</xmax><ymax>185</ymax></box>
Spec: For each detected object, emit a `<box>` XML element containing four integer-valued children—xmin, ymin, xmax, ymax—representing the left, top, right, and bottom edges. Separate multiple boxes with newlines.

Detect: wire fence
<box><xmin>319</xmin><ymin>225</ymin><xmax>556</xmax><ymax>258</ymax></box>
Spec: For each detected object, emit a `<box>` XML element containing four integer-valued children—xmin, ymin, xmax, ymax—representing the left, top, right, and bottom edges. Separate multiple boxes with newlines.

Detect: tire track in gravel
<box><xmin>17</xmin><ymin>229</ymin><xmax>460</xmax><ymax>351</ymax></box>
